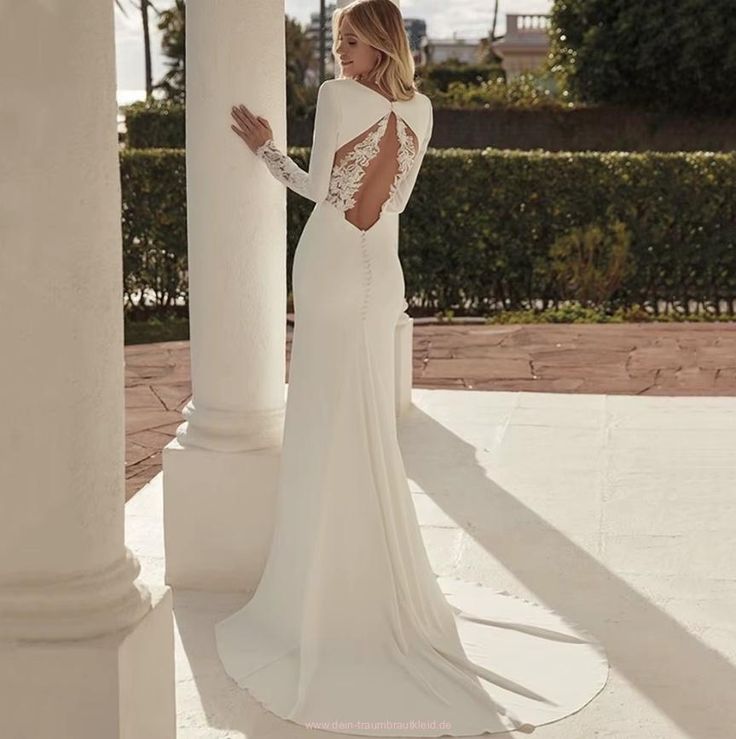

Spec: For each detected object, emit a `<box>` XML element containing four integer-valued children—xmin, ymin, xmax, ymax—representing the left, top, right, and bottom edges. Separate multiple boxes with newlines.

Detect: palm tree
<box><xmin>478</xmin><ymin>0</ymin><xmax>503</xmax><ymax>66</ymax></box>
<box><xmin>115</xmin><ymin>0</ymin><xmax>164</xmax><ymax>101</ymax></box>
<box><xmin>490</xmin><ymin>0</ymin><xmax>500</xmax><ymax>42</ymax></box>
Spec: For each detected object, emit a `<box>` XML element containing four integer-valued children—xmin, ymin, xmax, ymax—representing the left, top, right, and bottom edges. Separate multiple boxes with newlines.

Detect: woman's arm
<box><xmin>254</xmin><ymin>81</ymin><xmax>340</xmax><ymax>203</ymax></box>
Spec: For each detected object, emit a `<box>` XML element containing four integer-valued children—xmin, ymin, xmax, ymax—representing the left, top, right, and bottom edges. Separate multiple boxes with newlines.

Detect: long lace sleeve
<box><xmin>255</xmin><ymin>80</ymin><xmax>340</xmax><ymax>202</ymax></box>
<box><xmin>384</xmin><ymin>100</ymin><xmax>434</xmax><ymax>215</ymax></box>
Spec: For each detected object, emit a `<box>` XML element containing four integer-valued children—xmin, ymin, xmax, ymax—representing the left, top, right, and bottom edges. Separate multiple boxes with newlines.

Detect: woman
<box><xmin>216</xmin><ymin>1</ymin><xmax>609</xmax><ymax>735</ymax></box>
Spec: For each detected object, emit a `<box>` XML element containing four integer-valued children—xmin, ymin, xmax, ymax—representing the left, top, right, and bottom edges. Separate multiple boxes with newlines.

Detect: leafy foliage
<box><xmin>120</xmin><ymin>149</ymin><xmax>188</xmax><ymax>317</ymax></box>
<box><xmin>549</xmin><ymin>219</ymin><xmax>633</xmax><ymax>305</ymax></box>
<box><xmin>123</xmin><ymin>99</ymin><xmax>184</xmax><ymax>149</ymax></box>
<box><xmin>120</xmin><ymin>147</ymin><xmax>736</xmax><ymax>319</ymax></box>
<box><xmin>550</xmin><ymin>0</ymin><xmax>736</xmax><ymax>113</ymax></box>
<box><xmin>429</xmin><ymin>70</ymin><xmax>570</xmax><ymax>110</ymax></box>
<box><xmin>154</xmin><ymin>0</ymin><xmax>185</xmax><ymax>103</ymax></box>
<box><xmin>421</xmin><ymin>62</ymin><xmax>505</xmax><ymax>92</ymax></box>
<box><xmin>285</xmin><ymin>15</ymin><xmax>315</xmax><ymax>116</ymax></box>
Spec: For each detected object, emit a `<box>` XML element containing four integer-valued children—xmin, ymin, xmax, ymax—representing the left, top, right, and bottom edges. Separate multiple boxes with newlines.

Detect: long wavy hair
<box><xmin>332</xmin><ymin>0</ymin><xmax>417</xmax><ymax>101</ymax></box>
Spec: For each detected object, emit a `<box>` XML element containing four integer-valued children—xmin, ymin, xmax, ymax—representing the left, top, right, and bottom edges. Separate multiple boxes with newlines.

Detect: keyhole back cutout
<box><xmin>330</xmin><ymin>110</ymin><xmax>419</xmax><ymax>233</ymax></box>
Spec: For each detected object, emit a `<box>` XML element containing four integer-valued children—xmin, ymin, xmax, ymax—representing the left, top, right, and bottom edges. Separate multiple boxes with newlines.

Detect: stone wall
<box><xmin>289</xmin><ymin>106</ymin><xmax>736</xmax><ymax>152</ymax></box>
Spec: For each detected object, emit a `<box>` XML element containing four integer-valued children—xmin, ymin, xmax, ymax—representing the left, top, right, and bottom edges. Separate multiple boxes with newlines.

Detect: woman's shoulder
<box><xmin>322</xmin><ymin>77</ymin><xmax>429</xmax><ymax>105</ymax></box>
<box><xmin>407</xmin><ymin>89</ymin><xmax>433</xmax><ymax>120</ymax></box>
<box><xmin>400</xmin><ymin>88</ymin><xmax>432</xmax><ymax>113</ymax></box>
<box><xmin>318</xmin><ymin>78</ymin><xmax>349</xmax><ymax>96</ymax></box>
<box><xmin>414</xmin><ymin>90</ymin><xmax>432</xmax><ymax>109</ymax></box>
<box><xmin>316</xmin><ymin>78</ymin><xmax>340</xmax><ymax>97</ymax></box>
<box><xmin>405</xmin><ymin>87</ymin><xmax>431</xmax><ymax>104</ymax></box>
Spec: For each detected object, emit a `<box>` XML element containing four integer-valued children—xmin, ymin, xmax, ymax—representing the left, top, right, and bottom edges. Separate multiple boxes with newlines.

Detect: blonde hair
<box><xmin>332</xmin><ymin>0</ymin><xmax>417</xmax><ymax>101</ymax></box>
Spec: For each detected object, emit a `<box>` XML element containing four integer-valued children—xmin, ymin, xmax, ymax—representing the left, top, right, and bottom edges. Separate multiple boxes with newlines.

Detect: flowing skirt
<box><xmin>215</xmin><ymin>200</ymin><xmax>609</xmax><ymax>736</ymax></box>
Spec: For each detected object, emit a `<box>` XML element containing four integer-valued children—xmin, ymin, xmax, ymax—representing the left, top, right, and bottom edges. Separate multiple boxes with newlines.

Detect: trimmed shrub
<box><xmin>124</xmin><ymin>100</ymin><xmax>185</xmax><ymax>149</ymax></box>
<box><xmin>120</xmin><ymin>147</ymin><xmax>736</xmax><ymax>318</ymax></box>
<box><xmin>120</xmin><ymin>149</ymin><xmax>188</xmax><ymax>316</ymax></box>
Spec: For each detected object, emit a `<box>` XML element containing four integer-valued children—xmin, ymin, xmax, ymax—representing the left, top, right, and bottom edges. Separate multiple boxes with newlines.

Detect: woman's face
<box><xmin>335</xmin><ymin>17</ymin><xmax>379</xmax><ymax>79</ymax></box>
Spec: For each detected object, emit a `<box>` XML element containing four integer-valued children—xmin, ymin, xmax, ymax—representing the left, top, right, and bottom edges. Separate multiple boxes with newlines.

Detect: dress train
<box><xmin>215</xmin><ymin>199</ymin><xmax>609</xmax><ymax>736</ymax></box>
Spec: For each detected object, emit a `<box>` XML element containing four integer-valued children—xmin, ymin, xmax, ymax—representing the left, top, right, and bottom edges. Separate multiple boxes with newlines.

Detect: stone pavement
<box><xmin>124</xmin><ymin>322</ymin><xmax>736</xmax><ymax>500</ymax></box>
<box><xmin>125</xmin><ymin>387</ymin><xmax>736</xmax><ymax>738</ymax></box>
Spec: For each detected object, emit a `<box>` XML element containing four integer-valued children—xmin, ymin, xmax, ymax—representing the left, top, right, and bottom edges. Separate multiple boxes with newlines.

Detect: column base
<box><xmin>0</xmin><ymin>585</ymin><xmax>174</xmax><ymax>739</ymax></box>
<box><xmin>162</xmin><ymin>439</ymin><xmax>280</xmax><ymax>592</ymax></box>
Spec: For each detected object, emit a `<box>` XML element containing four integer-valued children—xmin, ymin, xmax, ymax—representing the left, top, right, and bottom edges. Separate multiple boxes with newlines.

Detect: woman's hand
<box><xmin>230</xmin><ymin>104</ymin><xmax>273</xmax><ymax>153</ymax></box>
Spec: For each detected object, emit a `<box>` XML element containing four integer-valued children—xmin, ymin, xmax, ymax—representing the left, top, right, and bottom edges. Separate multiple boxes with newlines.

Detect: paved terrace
<box><xmin>125</xmin><ymin>322</ymin><xmax>736</xmax><ymax>501</ymax></box>
<box><xmin>125</xmin><ymin>320</ymin><xmax>736</xmax><ymax>736</ymax></box>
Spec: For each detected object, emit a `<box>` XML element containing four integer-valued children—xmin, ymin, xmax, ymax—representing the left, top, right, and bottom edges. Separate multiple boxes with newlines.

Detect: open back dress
<box><xmin>214</xmin><ymin>76</ymin><xmax>609</xmax><ymax>736</ymax></box>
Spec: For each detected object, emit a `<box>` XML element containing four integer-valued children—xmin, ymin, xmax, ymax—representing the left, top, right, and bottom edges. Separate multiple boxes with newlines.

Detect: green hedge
<box><xmin>422</xmin><ymin>63</ymin><xmax>505</xmax><ymax>92</ymax></box>
<box><xmin>124</xmin><ymin>100</ymin><xmax>185</xmax><ymax>149</ymax></box>
<box><xmin>120</xmin><ymin>147</ymin><xmax>736</xmax><ymax>317</ymax></box>
<box><xmin>120</xmin><ymin>149</ymin><xmax>188</xmax><ymax>315</ymax></box>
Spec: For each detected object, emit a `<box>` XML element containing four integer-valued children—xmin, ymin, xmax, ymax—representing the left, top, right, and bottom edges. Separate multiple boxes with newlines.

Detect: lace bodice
<box><xmin>254</xmin><ymin>77</ymin><xmax>433</xmax><ymax>227</ymax></box>
<box><xmin>324</xmin><ymin>110</ymin><xmax>417</xmax><ymax>214</ymax></box>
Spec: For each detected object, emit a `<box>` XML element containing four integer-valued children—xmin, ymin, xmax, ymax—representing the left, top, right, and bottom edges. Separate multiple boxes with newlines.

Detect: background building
<box><xmin>491</xmin><ymin>13</ymin><xmax>551</xmax><ymax>79</ymax></box>
<box><xmin>422</xmin><ymin>33</ymin><xmax>483</xmax><ymax>65</ymax></box>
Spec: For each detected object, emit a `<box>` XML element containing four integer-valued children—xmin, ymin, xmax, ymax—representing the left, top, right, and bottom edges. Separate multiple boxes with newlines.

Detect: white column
<box><xmin>163</xmin><ymin>0</ymin><xmax>287</xmax><ymax>590</ymax></box>
<box><xmin>336</xmin><ymin>0</ymin><xmax>414</xmax><ymax>416</ymax></box>
<box><xmin>0</xmin><ymin>1</ymin><xmax>174</xmax><ymax>737</ymax></box>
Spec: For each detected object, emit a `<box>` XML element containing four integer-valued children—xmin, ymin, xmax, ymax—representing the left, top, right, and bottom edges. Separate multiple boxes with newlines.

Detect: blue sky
<box><xmin>115</xmin><ymin>0</ymin><xmax>552</xmax><ymax>92</ymax></box>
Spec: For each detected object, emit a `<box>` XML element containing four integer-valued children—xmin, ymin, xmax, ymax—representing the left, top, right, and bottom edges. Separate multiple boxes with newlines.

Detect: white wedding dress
<box><xmin>215</xmin><ymin>76</ymin><xmax>609</xmax><ymax>736</ymax></box>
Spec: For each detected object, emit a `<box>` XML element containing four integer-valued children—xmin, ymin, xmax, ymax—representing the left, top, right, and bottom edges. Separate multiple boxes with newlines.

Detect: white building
<box><xmin>423</xmin><ymin>33</ymin><xmax>484</xmax><ymax>65</ymax></box>
<box><xmin>492</xmin><ymin>13</ymin><xmax>551</xmax><ymax>79</ymax></box>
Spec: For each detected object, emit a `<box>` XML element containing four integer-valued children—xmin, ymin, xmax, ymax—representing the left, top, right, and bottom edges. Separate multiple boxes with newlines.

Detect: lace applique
<box><xmin>385</xmin><ymin>117</ymin><xmax>418</xmax><ymax>209</ymax></box>
<box><xmin>252</xmin><ymin>96</ymin><xmax>425</xmax><ymax>216</ymax></box>
<box><xmin>256</xmin><ymin>139</ymin><xmax>309</xmax><ymax>193</ymax></box>
<box><xmin>325</xmin><ymin>111</ymin><xmax>418</xmax><ymax>215</ymax></box>
<box><xmin>326</xmin><ymin>113</ymin><xmax>390</xmax><ymax>212</ymax></box>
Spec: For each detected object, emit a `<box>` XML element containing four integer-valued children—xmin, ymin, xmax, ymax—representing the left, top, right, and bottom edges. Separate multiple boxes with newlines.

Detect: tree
<box><xmin>490</xmin><ymin>0</ymin><xmax>500</xmax><ymax>43</ymax></box>
<box><xmin>477</xmin><ymin>0</ymin><xmax>503</xmax><ymax>66</ymax></box>
<box><xmin>150</xmin><ymin>9</ymin><xmax>315</xmax><ymax>110</ymax></box>
<box><xmin>115</xmin><ymin>0</ymin><xmax>164</xmax><ymax>101</ymax></box>
<box><xmin>286</xmin><ymin>17</ymin><xmax>313</xmax><ymax>85</ymax></box>
<box><xmin>550</xmin><ymin>0</ymin><xmax>736</xmax><ymax>114</ymax></box>
<box><xmin>154</xmin><ymin>0</ymin><xmax>186</xmax><ymax>103</ymax></box>
<box><xmin>154</xmin><ymin>0</ymin><xmax>185</xmax><ymax>102</ymax></box>
<box><xmin>286</xmin><ymin>17</ymin><xmax>316</xmax><ymax>115</ymax></box>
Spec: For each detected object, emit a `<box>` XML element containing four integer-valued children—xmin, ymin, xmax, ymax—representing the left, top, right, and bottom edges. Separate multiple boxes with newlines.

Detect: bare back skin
<box><xmin>330</xmin><ymin>108</ymin><xmax>420</xmax><ymax>232</ymax></box>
